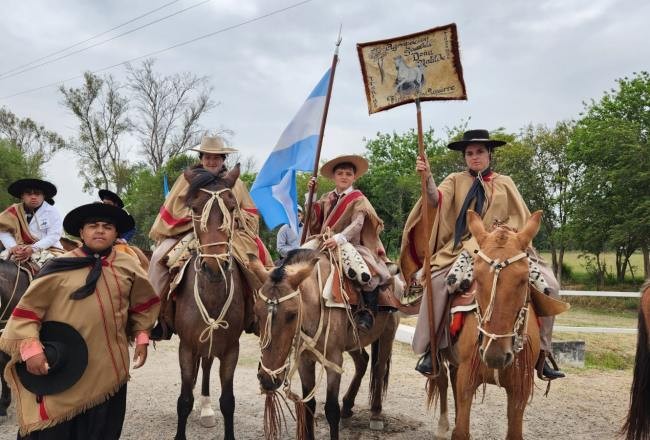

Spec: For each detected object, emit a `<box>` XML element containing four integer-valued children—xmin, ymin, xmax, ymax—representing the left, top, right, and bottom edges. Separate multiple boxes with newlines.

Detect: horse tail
<box><xmin>368</xmin><ymin>339</ymin><xmax>391</xmax><ymax>405</ymax></box>
<box><xmin>622</xmin><ymin>290</ymin><xmax>650</xmax><ymax>440</ymax></box>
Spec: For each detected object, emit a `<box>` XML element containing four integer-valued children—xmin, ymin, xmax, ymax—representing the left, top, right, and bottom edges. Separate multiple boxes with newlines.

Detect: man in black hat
<box><xmin>0</xmin><ymin>202</ymin><xmax>160</xmax><ymax>439</ymax></box>
<box><xmin>0</xmin><ymin>178</ymin><xmax>63</xmax><ymax>265</ymax></box>
<box><xmin>99</xmin><ymin>189</ymin><xmax>136</xmax><ymax>242</ymax></box>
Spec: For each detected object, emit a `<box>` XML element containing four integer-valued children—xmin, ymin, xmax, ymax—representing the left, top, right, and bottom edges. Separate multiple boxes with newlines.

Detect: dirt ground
<box><xmin>0</xmin><ymin>335</ymin><xmax>633</xmax><ymax>440</ymax></box>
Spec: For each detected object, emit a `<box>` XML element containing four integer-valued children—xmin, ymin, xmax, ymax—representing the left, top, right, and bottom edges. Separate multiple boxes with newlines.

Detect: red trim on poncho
<box><xmin>11</xmin><ymin>307</ymin><xmax>41</xmax><ymax>321</ymax></box>
<box><xmin>325</xmin><ymin>190</ymin><xmax>364</xmax><ymax>228</ymax></box>
<box><xmin>129</xmin><ymin>296</ymin><xmax>161</xmax><ymax>314</ymax></box>
<box><xmin>159</xmin><ymin>206</ymin><xmax>191</xmax><ymax>227</ymax></box>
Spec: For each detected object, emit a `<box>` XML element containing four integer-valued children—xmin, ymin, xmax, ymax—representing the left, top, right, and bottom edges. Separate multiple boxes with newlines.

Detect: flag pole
<box><xmin>300</xmin><ymin>26</ymin><xmax>342</xmax><ymax>244</ymax></box>
<box><xmin>415</xmin><ymin>97</ymin><xmax>437</xmax><ymax>376</ymax></box>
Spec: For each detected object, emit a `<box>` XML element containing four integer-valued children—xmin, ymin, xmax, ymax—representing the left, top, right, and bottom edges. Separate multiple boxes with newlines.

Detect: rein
<box><xmin>190</xmin><ymin>187</ymin><xmax>239</xmax><ymax>357</ymax></box>
<box><xmin>258</xmin><ymin>260</ymin><xmax>343</xmax><ymax>407</ymax></box>
<box><xmin>473</xmin><ymin>249</ymin><xmax>530</xmax><ymax>355</ymax></box>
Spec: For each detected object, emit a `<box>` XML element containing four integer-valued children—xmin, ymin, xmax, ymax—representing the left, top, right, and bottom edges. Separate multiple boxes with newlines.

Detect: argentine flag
<box><xmin>250</xmin><ymin>69</ymin><xmax>331</xmax><ymax>233</ymax></box>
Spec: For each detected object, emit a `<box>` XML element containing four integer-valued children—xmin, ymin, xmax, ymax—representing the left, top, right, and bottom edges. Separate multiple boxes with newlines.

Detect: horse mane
<box><xmin>185</xmin><ymin>166</ymin><xmax>228</xmax><ymax>204</ymax></box>
<box><xmin>268</xmin><ymin>249</ymin><xmax>319</xmax><ymax>285</ymax></box>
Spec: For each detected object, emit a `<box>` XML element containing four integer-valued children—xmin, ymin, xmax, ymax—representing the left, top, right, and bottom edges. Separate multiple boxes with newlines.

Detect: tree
<box><xmin>0</xmin><ymin>107</ymin><xmax>65</xmax><ymax>168</ymax></box>
<box><xmin>60</xmin><ymin>72</ymin><xmax>131</xmax><ymax>194</ymax></box>
<box><xmin>0</xmin><ymin>139</ymin><xmax>43</xmax><ymax>209</ymax></box>
<box><xmin>127</xmin><ymin>59</ymin><xmax>217</xmax><ymax>172</ymax></box>
<box><xmin>495</xmin><ymin>122</ymin><xmax>579</xmax><ymax>281</ymax></box>
<box><xmin>570</xmin><ymin>72</ymin><xmax>650</xmax><ymax>281</ymax></box>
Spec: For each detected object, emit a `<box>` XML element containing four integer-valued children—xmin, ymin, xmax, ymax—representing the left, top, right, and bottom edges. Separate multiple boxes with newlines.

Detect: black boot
<box><xmin>355</xmin><ymin>309</ymin><xmax>374</xmax><ymax>331</ymax></box>
<box><xmin>415</xmin><ymin>350</ymin><xmax>434</xmax><ymax>376</ymax></box>
<box><xmin>150</xmin><ymin>320</ymin><xmax>173</xmax><ymax>341</ymax></box>
<box><xmin>542</xmin><ymin>360</ymin><xmax>565</xmax><ymax>379</ymax></box>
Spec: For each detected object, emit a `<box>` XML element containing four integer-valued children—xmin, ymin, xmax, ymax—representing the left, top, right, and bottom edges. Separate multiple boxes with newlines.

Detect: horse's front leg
<box><xmin>505</xmin><ymin>385</ymin><xmax>527</xmax><ymax>440</ymax></box>
<box><xmin>368</xmin><ymin>317</ymin><xmax>398</xmax><ymax>431</ymax></box>
<box><xmin>451</xmin><ymin>362</ymin><xmax>475</xmax><ymax>440</ymax></box>
<box><xmin>175</xmin><ymin>343</ymin><xmax>199</xmax><ymax>440</ymax></box>
<box><xmin>298</xmin><ymin>356</ymin><xmax>317</xmax><ymax>440</ymax></box>
<box><xmin>219</xmin><ymin>344</ymin><xmax>239</xmax><ymax>440</ymax></box>
<box><xmin>198</xmin><ymin>356</ymin><xmax>217</xmax><ymax>427</ymax></box>
<box><xmin>324</xmin><ymin>352</ymin><xmax>344</xmax><ymax>440</ymax></box>
<box><xmin>341</xmin><ymin>348</ymin><xmax>368</xmax><ymax>419</ymax></box>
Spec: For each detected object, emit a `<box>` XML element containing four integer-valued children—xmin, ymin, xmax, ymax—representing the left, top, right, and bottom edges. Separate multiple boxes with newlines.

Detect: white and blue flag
<box><xmin>250</xmin><ymin>69</ymin><xmax>331</xmax><ymax>233</ymax></box>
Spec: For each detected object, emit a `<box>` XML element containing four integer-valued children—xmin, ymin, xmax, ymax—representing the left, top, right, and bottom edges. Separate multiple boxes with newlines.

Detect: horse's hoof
<box><xmin>369</xmin><ymin>419</ymin><xmax>384</xmax><ymax>431</ymax></box>
<box><xmin>199</xmin><ymin>413</ymin><xmax>217</xmax><ymax>427</ymax></box>
<box><xmin>0</xmin><ymin>415</ymin><xmax>7</xmax><ymax>425</ymax></box>
<box><xmin>340</xmin><ymin>407</ymin><xmax>353</xmax><ymax>419</ymax></box>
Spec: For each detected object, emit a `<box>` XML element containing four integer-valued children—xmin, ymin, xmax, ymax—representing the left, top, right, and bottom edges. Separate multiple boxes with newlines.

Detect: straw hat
<box><xmin>190</xmin><ymin>136</ymin><xmax>238</xmax><ymax>155</ymax></box>
<box><xmin>320</xmin><ymin>155</ymin><xmax>369</xmax><ymax>179</ymax></box>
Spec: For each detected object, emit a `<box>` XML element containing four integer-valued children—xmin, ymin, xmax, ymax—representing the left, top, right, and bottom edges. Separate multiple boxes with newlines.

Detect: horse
<box><xmin>172</xmin><ymin>165</ymin><xmax>249</xmax><ymax>440</ymax></box>
<box><xmin>248</xmin><ymin>248</ymin><xmax>399</xmax><ymax>440</ymax></box>
<box><xmin>394</xmin><ymin>55</ymin><xmax>425</xmax><ymax>95</ymax></box>
<box><xmin>426</xmin><ymin>210</ymin><xmax>556</xmax><ymax>440</ymax></box>
<box><xmin>622</xmin><ymin>279</ymin><xmax>650</xmax><ymax>440</ymax></box>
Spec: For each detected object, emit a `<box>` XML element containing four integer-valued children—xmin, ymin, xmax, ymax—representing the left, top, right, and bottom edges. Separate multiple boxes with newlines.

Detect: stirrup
<box><xmin>536</xmin><ymin>350</ymin><xmax>564</xmax><ymax>381</ymax></box>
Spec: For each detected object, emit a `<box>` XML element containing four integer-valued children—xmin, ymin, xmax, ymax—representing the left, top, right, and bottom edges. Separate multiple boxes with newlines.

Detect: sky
<box><xmin>1</xmin><ymin>0</ymin><xmax>649</xmax><ymax>215</ymax></box>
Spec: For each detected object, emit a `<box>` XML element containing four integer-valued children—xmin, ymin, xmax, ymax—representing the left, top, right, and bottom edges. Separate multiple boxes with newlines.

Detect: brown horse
<box><xmin>427</xmin><ymin>210</ymin><xmax>559</xmax><ymax>440</ymax></box>
<box><xmin>622</xmin><ymin>279</ymin><xmax>650</xmax><ymax>440</ymax></box>
<box><xmin>248</xmin><ymin>248</ymin><xmax>399</xmax><ymax>440</ymax></box>
<box><xmin>172</xmin><ymin>166</ymin><xmax>248</xmax><ymax>440</ymax></box>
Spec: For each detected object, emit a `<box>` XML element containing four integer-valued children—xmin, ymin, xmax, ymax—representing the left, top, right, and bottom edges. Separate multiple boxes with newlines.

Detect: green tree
<box><xmin>0</xmin><ymin>139</ymin><xmax>43</xmax><ymax>209</ymax></box>
<box><xmin>570</xmin><ymin>71</ymin><xmax>650</xmax><ymax>281</ymax></box>
<box><xmin>60</xmin><ymin>72</ymin><xmax>131</xmax><ymax>195</ymax></box>
<box><xmin>495</xmin><ymin>122</ymin><xmax>579</xmax><ymax>281</ymax></box>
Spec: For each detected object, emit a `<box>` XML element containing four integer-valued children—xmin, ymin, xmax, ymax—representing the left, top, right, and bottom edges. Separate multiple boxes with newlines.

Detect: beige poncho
<box><xmin>0</xmin><ymin>247</ymin><xmax>160</xmax><ymax>434</ymax></box>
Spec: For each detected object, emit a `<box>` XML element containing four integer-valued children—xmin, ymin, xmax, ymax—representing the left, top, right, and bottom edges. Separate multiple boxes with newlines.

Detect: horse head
<box><xmin>248</xmin><ymin>249</ymin><xmax>320</xmax><ymax>392</ymax></box>
<box><xmin>184</xmin><ymin>164</ymin><xmax>240</xmax><ymax>274</ymax></box>
<box><xmin>467</xmin><ymin>209</ymin><xmax>542</xmax><ymax>369</ymax></box>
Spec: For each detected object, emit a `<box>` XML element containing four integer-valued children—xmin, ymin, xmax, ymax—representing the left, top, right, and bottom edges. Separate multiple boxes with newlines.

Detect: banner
<box><xmin>357</xmin><ymin>23</ymin><xmax>467</xmax><ymax>114</ymax></box>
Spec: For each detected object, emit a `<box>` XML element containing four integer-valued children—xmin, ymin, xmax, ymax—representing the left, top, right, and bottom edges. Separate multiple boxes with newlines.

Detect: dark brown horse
<box><xmin>248</xmin><ymin>248</ymin><xmax>399</xmax><ymax>440</ymax></box>
<box><xmin>622</xmin><ymin>279</ymin><xmax>650</xmax><ymax>440</ymax></box>
<box><xmin>172</xmin><ymin>166</ymin><xmax>248</xmax><ymax>440</ymax></box>
<box><xmin>427</xmin><ymin>210</ymin><xmax>568</xmax><ymax>440</ymax></box>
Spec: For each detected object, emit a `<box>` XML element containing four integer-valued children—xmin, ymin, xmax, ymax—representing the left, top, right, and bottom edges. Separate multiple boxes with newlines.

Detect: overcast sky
<box><xmin>1</xmin><ymin>0</ymin><xmax>648</xmax><ymax>215</ymax></box>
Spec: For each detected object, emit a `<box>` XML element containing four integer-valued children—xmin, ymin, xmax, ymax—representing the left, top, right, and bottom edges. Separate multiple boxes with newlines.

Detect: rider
<box><xmin>0</xmin><ymin>202</ymin><xmax>159</xmax><ymax>438</ymax></box>
<box><xmin>0</xmin><ymin>178</ymin><xmax>63</xmax><ymax>265</ymax></box>
<box><xmin>99</xmin><ymin>189</ymin><xmax>137</xmax><ymax>243</ymax></box>
<box><xmin>401</xmin><ymin>129</ymin><xmax>564</xmax><ymax>380</ymax></box>
<box><xmin>148</xmin><ymin>135</ymin><xmax>272</xmax><ymax>339</ymax></box>
<box><xmin>306</xmin><ymin>155</ymin><xmax>394</xmax><ymax>331</ymax></box>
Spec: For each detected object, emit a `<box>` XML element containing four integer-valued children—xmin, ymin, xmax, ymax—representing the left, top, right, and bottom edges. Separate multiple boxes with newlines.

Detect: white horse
<box><xmin>394</xmin><ymin>55</ymin><xmax>425</xmax><ymax>95</ymax></box>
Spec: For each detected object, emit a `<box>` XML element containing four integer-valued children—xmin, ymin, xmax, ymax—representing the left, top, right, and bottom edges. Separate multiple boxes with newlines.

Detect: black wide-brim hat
<box><xmin>16</xmin><ymin>321</ymin><xmax>88</xmax><ymax>397</ymax></box>
<box><xmin>98</xmin><ymin>189</ymin><xmax>124</xmax><ymax>209</ymax></box>
<box><xmin>8</xmin><ymin>178</ymin><xmax>57</xmax><ymax>199</ymax></box>
<box><xmin>447</xmin><ymin>129</ymin><xmax>507</xmax><ymax>151</ymax></box>
<box><xmin>63</xmin><ymin>203</ymin><xmax>135</xmax><ymax>236</ymax></box>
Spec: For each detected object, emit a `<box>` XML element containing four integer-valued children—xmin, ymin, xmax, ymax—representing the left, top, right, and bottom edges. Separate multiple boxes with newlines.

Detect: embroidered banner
<box><xmin>357</xmin><ymin>23</ymin><xmax>467</xmax><ymax>114</ymax></box>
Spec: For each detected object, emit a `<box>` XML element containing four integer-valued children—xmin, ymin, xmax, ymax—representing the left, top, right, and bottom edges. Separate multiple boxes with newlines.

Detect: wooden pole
<box><xmin>416</xmin><ymin>98</ymin><xmax>437</xmax><ymax>375</ymax></box>
<box><xmin>300</xmin><ymin>29</ymin><xmax>342</xmax><ymax>244</ymax></box>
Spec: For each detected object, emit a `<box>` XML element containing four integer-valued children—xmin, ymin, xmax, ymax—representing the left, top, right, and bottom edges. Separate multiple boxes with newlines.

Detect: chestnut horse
<box><xmin>428</xmin><ymin>210</ymin><xmax>564</xmax><ymax>440</ymax></box>
<box><xmin>172</xmin><ymin>166</ymin><xmax>248</xmax><ymax>440</ymax></box>
<box><xmin>622</xmin><ymin>279</ymin><xmax>650</xmax><ymax>440</ymax></box>
<box><xmin>248</xmin><ymin>248</ymin><xmax>399</xmax><ymax>440</ymax></box>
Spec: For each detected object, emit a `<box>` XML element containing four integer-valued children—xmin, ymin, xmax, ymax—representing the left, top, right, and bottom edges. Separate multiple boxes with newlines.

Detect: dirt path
<box><xmin>0</xmin><ymin>335</ymin><xmax>632</xmax><ymax>439</ymax></box>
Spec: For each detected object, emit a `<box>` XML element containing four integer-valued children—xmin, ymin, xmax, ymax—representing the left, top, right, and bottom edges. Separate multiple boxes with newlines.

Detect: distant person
<box><xmin>275</xmin><ymin>205</ymin><xmax>304</xmax><ymax>261</ymax></box>
<box><xmin>99</xmin><ymin>189</ymin><xmax>136</xmax><ymax>243</ymax></box>
<box><xmin>0</xmin><ymin>178</ymin><xmax>63</xmax><ymax>266</ymax></box>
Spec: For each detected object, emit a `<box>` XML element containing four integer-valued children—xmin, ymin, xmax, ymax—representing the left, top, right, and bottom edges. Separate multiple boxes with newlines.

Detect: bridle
<box><xmin>473</xmin><ymin>248</ymin><xmax>530</xmax><ymax>355</ymax></box>
<box><xmin>189</xmin><ymin>187</ymin><xmax>240</xmax><ymax>357</ymax></box>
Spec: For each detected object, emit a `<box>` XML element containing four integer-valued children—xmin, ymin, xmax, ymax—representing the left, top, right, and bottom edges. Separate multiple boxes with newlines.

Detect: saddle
<box><xmin>323</xmin><ymin>263</ymin><xmax>401</xmax><ymax>310</ymax></box>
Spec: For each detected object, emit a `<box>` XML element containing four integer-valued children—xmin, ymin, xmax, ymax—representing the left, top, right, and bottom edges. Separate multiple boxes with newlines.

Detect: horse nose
<box><xmin>503</xmin><ymin>351</ymin><xmax>514</xmax><ymax>367</ymax></box>
<box><xmin>257</xmin><ymin>370</ymin><xmax>281</xmax><ymax>391</ymax></box>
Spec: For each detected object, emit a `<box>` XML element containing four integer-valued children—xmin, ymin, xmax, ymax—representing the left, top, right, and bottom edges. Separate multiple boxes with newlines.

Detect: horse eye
<box><xmin>285</xmin><ymin>311</ymin><xmax>297</xmax><ymax>323</ymax></box>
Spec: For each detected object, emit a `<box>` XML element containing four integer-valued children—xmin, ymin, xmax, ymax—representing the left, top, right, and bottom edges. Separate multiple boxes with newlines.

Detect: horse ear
<box><xmin>467</xmin><ymin>210</ymin><xmax>487</xmax><ymax>245</ymax></box>
<box><xmin>247</xmin><ymin>253</ymin><xmax>269</xmax><ymax>283</ymax></box>
<box><xmin>224</xmin><ymin>163</ymin><xmax>241</xmax><ymax>188</ymax></box>
<box><xmin>517</xmin><ymin>211</ymin><xmax>543</xmax><ymax>250</ymax></box>
<box><xmin>285</xmin><ymin>257</ymin><xmax>319</xmax><ymax>290</ymax></box>
<box><xmin>183</xmin><ymin>167</ymin><xmax>195</xmax><ymax>183</ymax></box>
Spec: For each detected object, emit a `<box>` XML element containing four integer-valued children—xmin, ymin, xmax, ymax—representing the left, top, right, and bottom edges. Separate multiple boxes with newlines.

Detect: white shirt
<box><xmin>0</xmin><ymin>201</ymin><xmax>63</xmax><ymax>250</ymax></box>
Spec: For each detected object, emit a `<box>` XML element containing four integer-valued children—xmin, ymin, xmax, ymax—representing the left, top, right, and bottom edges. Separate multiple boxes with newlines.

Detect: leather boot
<box><xmin>536</xmin><ymin>350</ymin><xmax>565</xmax><ymax>380</ymax></box>
<box><xmin>415</xmin><ymin>349</ymin><xmax>434</xmax><ymax>376</ymax></box>
<box><xmin>355</xmin><ymin>309</ymin><xmax>374</xmax><ymax>331</ymax></box>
